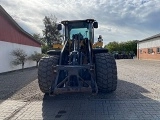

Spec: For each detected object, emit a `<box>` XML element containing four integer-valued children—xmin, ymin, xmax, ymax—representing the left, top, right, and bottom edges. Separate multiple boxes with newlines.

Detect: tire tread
<box><xmin>38</xmin><ymin>56</ymin><xmax>59</xmax><ymax>93</ymax></box>
<box><xmin>95</xmin><ymin>53</ymin><xmax>117</xmax><ymax>93</ymax></box>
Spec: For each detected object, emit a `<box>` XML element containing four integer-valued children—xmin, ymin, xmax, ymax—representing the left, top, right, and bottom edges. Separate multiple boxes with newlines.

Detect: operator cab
<box><xmin>57</xmin><ymin>19</ymin><xmax>98</xmax><ymax>43</ymax></box>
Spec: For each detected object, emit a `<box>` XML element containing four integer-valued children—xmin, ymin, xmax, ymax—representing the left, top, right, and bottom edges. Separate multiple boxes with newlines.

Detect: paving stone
<box><xmin>0</xmin><ymin>99</ymin><xmax>159</xmax><ymax>120</ymax></box>
<box><xmin>0</xmin><ymin>100</ymin><xmax>27</xmax><ymax>119</ymax></box>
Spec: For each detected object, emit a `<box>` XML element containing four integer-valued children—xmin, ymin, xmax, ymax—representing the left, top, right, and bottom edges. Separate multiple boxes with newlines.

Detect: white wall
<box><xmin>139</xmin><ymin>37</ymin><xmax>160</xmax><ymax>49</ymax></box>
<box><xmin>0</xmin><ymin>41</ymin><xmax>41</xmax><ymax>73</ymax></box>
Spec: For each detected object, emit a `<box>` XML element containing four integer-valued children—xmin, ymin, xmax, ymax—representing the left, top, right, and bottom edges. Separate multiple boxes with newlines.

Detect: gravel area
<box><xmin>116</xmin><ymin>59</ymin><xmax>160</xmax><ymax>100</ymax></box>
<box><xmin>0</xmin><ymin>59</ymin><xmax>160</xmax><ymax>101</ymax></box>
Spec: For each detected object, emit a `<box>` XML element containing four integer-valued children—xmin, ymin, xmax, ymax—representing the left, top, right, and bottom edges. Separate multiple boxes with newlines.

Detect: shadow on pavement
<box><xmin>42</xmin><ymin>79</ymin><xmax>160</xmax><ymax>120</ymax></box>
<box><xmin>0</xmin><ymin>68</ymin><xmax>37</xmax><ymax>102</ymax></box>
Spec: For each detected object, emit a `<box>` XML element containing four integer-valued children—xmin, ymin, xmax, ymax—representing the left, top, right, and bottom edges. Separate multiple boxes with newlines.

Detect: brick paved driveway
<box><xmin>1</xmin><ymin>98</ymin><xmax>160</xmax><ymax>120</ymax></box>
<box><xmin>0</xmin><ymin>59</ymin><xmax>160</xmax><ymax>120</ymax></box>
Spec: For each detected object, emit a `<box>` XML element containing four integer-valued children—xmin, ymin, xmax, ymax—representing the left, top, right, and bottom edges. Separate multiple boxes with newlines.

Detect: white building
<box><xmin>137</xmin><ymin>33</ymin><xmax>160</xmax><ymax>60</ymax></box>
<box><xmin>0</xmin><ymin>5</ymin><xmax>41</xmax><ymax>73</ymax></box>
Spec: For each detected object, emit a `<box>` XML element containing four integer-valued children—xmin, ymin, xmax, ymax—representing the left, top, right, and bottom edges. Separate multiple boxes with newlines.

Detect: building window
<box><xmin>148</xmin><ymin>48</ymin><xmax>153</xmax><ymax>54</ymax></box>
<box><xmin>140</xmin><ymin>50</ymin><xmax>143</xmax><ymax>54</ymax></box>
<box><xmin>157</xmin><ymin>47</ymin><xmax>160</xmax><ymax>53</ymax></box>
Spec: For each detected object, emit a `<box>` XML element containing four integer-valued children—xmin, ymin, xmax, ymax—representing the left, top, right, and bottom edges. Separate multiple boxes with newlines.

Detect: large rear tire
<box><xmin>38</xmin><ymin>56</ymin><xmax>59</xmax><ymax>93</ymax></box>
<box><xmin>95</xmin><ymin>53</ymin><xmax>117</xmax><ymax>93</ymax></box>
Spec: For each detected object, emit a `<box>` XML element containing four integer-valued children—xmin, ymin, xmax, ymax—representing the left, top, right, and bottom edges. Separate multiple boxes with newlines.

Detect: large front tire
<box><xmin>38</xmin><ymin>56</ymin><xmax>59</xmax><ymax>93</ymax></box>
<box><xmin>95</xmin><ymin>53</ymin><xmax>117</xmax><ymax>93</ymax></box>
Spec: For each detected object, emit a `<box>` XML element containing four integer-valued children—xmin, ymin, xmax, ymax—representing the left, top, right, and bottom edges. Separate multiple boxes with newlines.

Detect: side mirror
<box><xmin>57</xmin><ymin>24</ymin><xmax>62</xmax><ymax>30</ymax></box>
<box><xmin>93</xmin><ymin>22</ymin><xmax>98</xmax><ymax>28</ymax></box>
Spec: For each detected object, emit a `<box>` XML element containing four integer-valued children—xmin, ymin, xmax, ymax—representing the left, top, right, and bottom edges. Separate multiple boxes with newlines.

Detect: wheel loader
<box><xmin>38</xmin><ymin>19</ymin><xmax>117</xmax><ymax>95</ymax></box>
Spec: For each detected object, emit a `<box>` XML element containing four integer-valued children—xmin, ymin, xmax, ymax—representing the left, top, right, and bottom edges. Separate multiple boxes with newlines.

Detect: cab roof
<box><xmin>61</xmin><ymin>19</ymin><xmax>96</xmax><ymax>25</ymax></box>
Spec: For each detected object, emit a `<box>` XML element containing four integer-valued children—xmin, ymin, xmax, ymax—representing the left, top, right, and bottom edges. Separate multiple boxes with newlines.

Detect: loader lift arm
<box><xmin>50</xmin><ymin>30</ymin><xmax>98</xmax><ymax>95</ymax></box>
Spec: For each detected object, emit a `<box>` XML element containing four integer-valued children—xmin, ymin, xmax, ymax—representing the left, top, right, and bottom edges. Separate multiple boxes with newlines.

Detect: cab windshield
<box><xmin>70</xmin><ymin>28</ymin><xmax>89</xmax><ymax>40</ymax></box>
<box><xmin>68</xmin><ymin>21</ymin><xmax>90</xmax><ymax>40</ymax></box>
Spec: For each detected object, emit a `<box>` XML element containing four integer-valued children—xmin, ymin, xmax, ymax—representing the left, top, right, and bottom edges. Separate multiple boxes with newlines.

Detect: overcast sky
<box><xmin>1</xmin><ymin>0</ymin><xmax>160</xmax><ymax>44</ymax></box>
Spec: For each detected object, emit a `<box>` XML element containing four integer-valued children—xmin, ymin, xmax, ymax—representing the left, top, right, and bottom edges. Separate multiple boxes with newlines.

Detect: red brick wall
<box><xmin>138</xmin><ymin>47</ymin><xmax>160</xmax><ymax>60</ymax></box>
<box><xmin>0</xmin><ymin>13</ymin><xmax>41</xmax><ymax>47</ymax></box>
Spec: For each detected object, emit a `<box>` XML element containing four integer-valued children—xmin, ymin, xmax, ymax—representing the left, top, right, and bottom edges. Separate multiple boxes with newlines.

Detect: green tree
<box><xmin>104</xmin><ymin>40</ymin><xmax>138</xmax><ymax>55</ymax></box>
<box><xmin>128</xmin><ymin>40</ymin><xmax>137</xmax><ymax>55</ymax></box>
<box><xmin>32</xmin><ymin>33</ymin><xmax>45</xmax><ymax>45</ymax></box>
<box><xmin>41</xmin><ymin>45</ymin><xmax>52</xmax><ymax>54</ymax></box>
<box><xmin>118</xmin><ymin>42</ymin><xmax>125</xmax><ymax>52</ymax></box>
<box><xmin>28</xmin><ymin>51</ymin><xmax>44</xmax><ymax>67</ymax></box>
<box><xmin>104</xmin><ymin>41</ymin><xmax>119</xmax><ymax>53</ymax></box>
<box><xmin>121</xmin><ymin>40</ymin><xmax>137</xmax><ymax>55</ymax></box>
<box><xmin>42</xmin><ymin>15</ymin><xmax>62</xmax><ymax>47</ymax></box>
<box><xmin>11</xmin><ymin>49</ymin><xmax>27</xmax><ymax>71</ymax></box>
